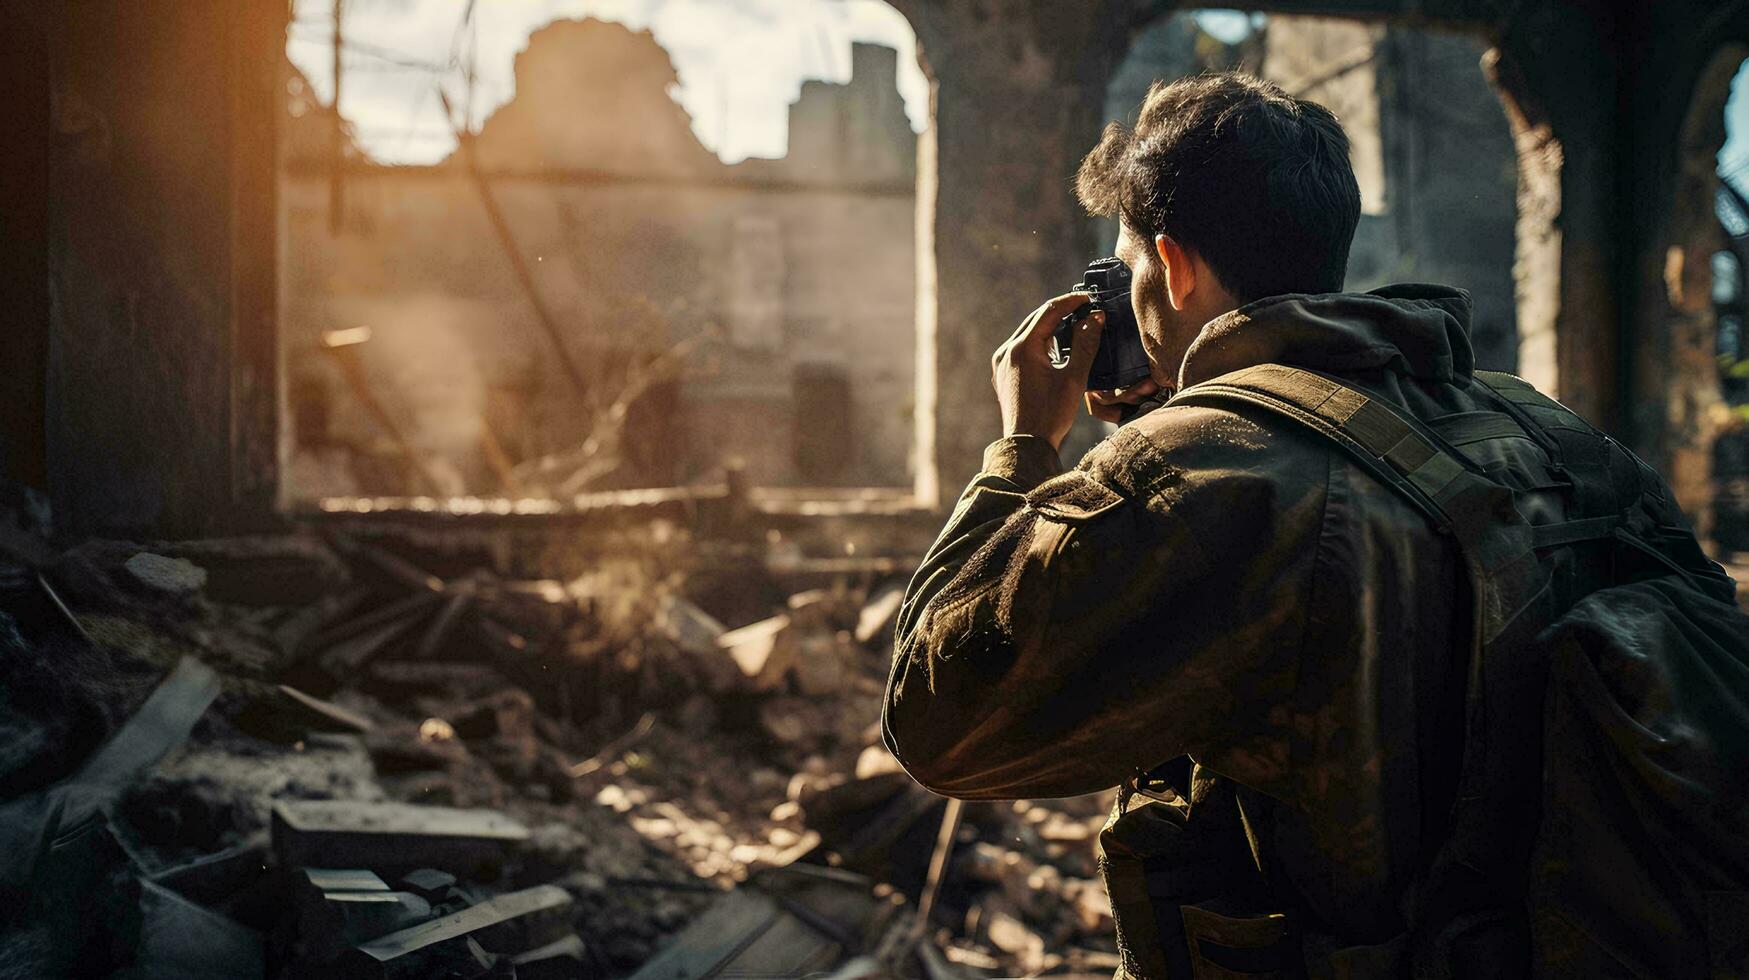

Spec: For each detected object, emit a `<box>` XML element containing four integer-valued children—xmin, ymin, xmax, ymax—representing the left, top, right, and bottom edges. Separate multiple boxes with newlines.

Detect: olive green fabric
<box><xmin>881</xmin><ymin>284</ymin><xmax>1740</xmax><ymax>977</ymax></box>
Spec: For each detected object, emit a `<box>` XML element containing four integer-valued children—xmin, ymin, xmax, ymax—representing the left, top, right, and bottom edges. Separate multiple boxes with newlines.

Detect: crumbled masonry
<box><xmin>0</xmin><ymin>511</ymin><xmax>1121</xmax><ymax>978</ymax></box>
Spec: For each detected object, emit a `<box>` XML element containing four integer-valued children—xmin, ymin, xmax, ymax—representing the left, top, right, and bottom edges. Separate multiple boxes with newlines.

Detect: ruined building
<box><xmin>3</xmin><ymin>1</ymin><xmax>1749</xmax><ymax>975</ymax></box>
<box><xmin>280</xmin><ymin>20</ymin><xmax>918</xmax><ymax>499</ymax></box>
<box><xmin>5</xmin><ymin>0</ymin><xmax>1748</xmax><ymax>548</ymax></box>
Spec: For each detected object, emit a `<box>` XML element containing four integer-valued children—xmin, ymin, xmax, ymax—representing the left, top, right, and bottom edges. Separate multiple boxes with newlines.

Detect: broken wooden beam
<box><xmin>271</xmin><ymin>801</ymin><xmax>529</xmax><ymax>874</ymax></box>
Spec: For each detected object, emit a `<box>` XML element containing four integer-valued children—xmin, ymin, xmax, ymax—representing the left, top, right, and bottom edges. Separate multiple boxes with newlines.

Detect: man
<box><xmin>880</xmin><ymin>72</ymin><xmax>1733</xmax><ymax>977</ymax></box>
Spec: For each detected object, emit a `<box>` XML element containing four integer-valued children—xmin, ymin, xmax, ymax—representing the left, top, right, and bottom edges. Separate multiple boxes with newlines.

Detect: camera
<box><xmin>1051</xmin><ymin>256</ymin><xmax>1152</xmax><ymax>391</ymax></box>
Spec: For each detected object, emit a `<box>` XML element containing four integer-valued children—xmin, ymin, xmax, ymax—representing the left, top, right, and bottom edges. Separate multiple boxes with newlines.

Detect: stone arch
<box><xmin>1637</xmin><ymin>43</ymin><xmax>1749</xmax><ymax>538</ymax></box>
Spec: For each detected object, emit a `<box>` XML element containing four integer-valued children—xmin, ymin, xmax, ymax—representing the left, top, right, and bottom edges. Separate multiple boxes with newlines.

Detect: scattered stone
<box><xmin>853</xmin><ymin>745</ymin><xmax>903</xmax><ymax>780</ymax></box>
<box><xmin>123</xmin><ymin>552</ymin><xmax>208</xmax><ymax>595</ymax></box>
<box><xmin>719</xmin><ymin>615</ymin><xmax>793</xmax><ymax>691</ymax></box>
<box><xmin>366</xmin><ymin>722</ymin><xmax>468</xmax><ymax>774</ymax></box>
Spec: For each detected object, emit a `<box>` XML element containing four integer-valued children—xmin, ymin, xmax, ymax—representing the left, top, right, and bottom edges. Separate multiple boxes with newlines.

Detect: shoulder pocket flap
<box><xmin>1026</xmin><ymin>471</ymin><xmax>1126</xmax><ymax>524</ymax></box>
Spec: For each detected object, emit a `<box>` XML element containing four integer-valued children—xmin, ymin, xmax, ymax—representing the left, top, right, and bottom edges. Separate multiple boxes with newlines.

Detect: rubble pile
<box><xmin>0</xmin><ymin>496</ymin><xmax>1119</xmax><ymax>978</ymax></box>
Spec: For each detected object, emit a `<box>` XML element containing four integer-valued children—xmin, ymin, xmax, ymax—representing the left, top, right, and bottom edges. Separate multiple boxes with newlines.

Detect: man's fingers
<box><xmin>1067</xmin><ymin>308</ymin><xmax>1105</xmax><ymax>364</ymax></box>
<box><xmin>1020</xmin><ymin>292</ymin><xmax>1095</xmax><ymax>352</ymax></box>
<box><xmin>1085</xmin><ymin>392</ymin><xmax>1124</xmax><ymax>424</ymax></box>
<box><xmin>1089</xmin><ymin>377</ymin><xmax>1162</xmax><ymax>406</ymax></box>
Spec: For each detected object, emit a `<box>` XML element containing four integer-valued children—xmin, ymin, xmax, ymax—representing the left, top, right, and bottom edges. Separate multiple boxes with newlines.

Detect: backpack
<box><xmin>1172</xmin><ymin>363</ymin><xmax>1749</xmax><ymax>978</ymax></box>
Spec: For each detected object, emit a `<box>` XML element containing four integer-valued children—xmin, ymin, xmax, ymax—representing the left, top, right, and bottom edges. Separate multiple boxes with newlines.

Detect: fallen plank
<box><xmin>272</xmin><ymin>801</ymin><xmax>528</xmax><ymax>873</ymax></box>
<box><xmin>301</xmin><ymin>868</ymin><xmax>391</xmax><ymax>893</ymax></box>
<box><xmin>335</xmin><ymin>884</ymin><xmax>571</xmax><ymax>980</ymax></box>
<box><xmin>313</xmin><ymin>590</ymin><xmax>445</xmax><ymax>674</ymax></box>
<box><xmin>628</xmin><ymin>890</ymin><xmax>783</xmax><ymax>980</ymax></box>
<box><xmin>629</xmin><ymin>870</ymin><xmax>892</xmax><ymax>980</ymax></box>
<box><xmin>69</xmin><ymin>657</ymin><xmax>220</xmax><ymax>799</ymax></box>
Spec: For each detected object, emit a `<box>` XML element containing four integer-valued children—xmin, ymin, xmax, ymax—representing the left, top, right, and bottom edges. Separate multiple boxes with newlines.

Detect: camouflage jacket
<box><xmin>885</xmin><ymin>285</ymin><xmax>1509</xmax><ymax>977</ymax></box>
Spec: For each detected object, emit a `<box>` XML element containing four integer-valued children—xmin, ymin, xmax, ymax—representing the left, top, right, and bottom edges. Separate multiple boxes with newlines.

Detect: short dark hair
<box><xmin>1077</xmin><ymin>72</ymin><xmax>1361</xmax><ymax>303</ymax></box>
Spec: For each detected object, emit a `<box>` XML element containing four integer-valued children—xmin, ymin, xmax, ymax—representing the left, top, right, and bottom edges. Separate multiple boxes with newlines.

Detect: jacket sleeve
<box><xmin>882</xmin><ymin>416</ymin><xmax>1326</xmax><ymax>801</ymax></box>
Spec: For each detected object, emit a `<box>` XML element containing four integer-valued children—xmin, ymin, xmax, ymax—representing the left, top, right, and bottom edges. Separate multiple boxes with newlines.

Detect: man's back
<box><xmin>883</xmin><ymin>285</ymin><xmax>1648</xmax><ymax>975</ymax></box>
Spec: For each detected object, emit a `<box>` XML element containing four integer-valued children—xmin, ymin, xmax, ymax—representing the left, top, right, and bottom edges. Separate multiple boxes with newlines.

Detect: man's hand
<box><xmin>1086</xmin><ymin>377</ymin><xmax>1164</xmax><ymax>424</ymax></box>
<box><xmin>992</xmin><ymin>293</ymin><xmax>1105</xmax><ymax>450</ymax></box>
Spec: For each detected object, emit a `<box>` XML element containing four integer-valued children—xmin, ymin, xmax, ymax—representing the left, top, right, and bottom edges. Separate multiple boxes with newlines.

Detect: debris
<box><xmin>510</xmin><ymin>933</ymin><xmax>593</xmax><ymax>979</ymax></box>
<box><xmin>335</xmin><ymin>884</ymin><xmax>571</xmax><ymax>979</ymax></box>
<box><xmin>853</xmin><ymin>584</ymin><xmax>904</xmax><ymax>646</ymax></box>
<box><xmin>451</xmin><ymin>688</ymin><xmax>535</xmax><ymax>742</ymax></box>
<box><xmin>310</xmin><ymin>590</ymin><xmax>446</xmax><ymax>677</ymax></box>
<box><xmin>398</xmin><ymin>868</ymin><xmax>459</xmax><ymax>903</ymax></box>
<box><xmin>133</xmin><ymin>878</ymin><xmax>266</xmax><ymax>979</ymax></box>
<box><xmin>158</xmin><ymin>534</ymin><xmax>349</xmax><ymax>607</ymax></box>
<box><xmin>789</xmin><ymin>629</ymin><xmax>854</xmax><ymax>697</ymax></box>
<box><xmin>655</xmin><ymin>593</ymin><xmax>726</xmax><ymax>659</ymax></box>
<box><xmin>37</xmin><ymin>656</ymin><xmax>221</xmax><ymax>845</ymax></box>
<box><xmin>294</xmin><ymin>882</ymin><xmax>435</xmax><ymax>963</ymax></box>
<box><xmin>124</xmin><ymin>551</ymin><xmax>208</xmax><ymax>595</ymax></box>
<box><xmin>910</xmin><ymin>798</ymin><xmax>964</xmax><ymax>941</ymax></box>
<box><xmin>233</xmin><ymin>684</ymin><xmax>374</xmax><ymax>744</ymax></box>
<box><xmin>413</xmin><ymin>582</ymin><xmax>476</xmax><ymax>660</ymax></box>
<box><xmin>305</xmin><ymin>868</ymin><xmax>392</xmax><ymax>892</ymax></box>
<box><xmin>34</xmin><ymin>572</ymin><xmax>95</xmax><ymax>645</ymax></box>
<box><xmin>719</xmin><ymin>615</ymin><xmax>793</xmax><ymax>691</ymax></box>
<box><xmin>854</xmin><ymin>745</ymin><xmax>903</xmax><ymax>781</ymax></box>
<box><xmin>569</xmin><ymin>712</ymin><xmax>655</xmax><ymax>778</ymax></box>
<box><xmin>0</xmin><ymin>512</ymin><xmax>1095</xmax><ymax>977</ymax></box>
<box><xmin>628</xmin><ymin>875</ymin><xmax>892</xmax><ymax>980</ymax></box>
<box><xmin>271</xmin><ymin>801</ymin><xmax>530</xmax><ymax>874</ymax></box>
<box><xmin>785</xmin><ymin>588</ymin><xmax>857</xmax><ymax>631</ymax></box>
<box><xmin>981</xmin><ymin>896</ymin><xmax>1048</xmax><ymax>974</ymax></box>
<box><xmin>148</xmin><ymin>837</ymin><xmax>272</xmax><ymax>908</ymax></box>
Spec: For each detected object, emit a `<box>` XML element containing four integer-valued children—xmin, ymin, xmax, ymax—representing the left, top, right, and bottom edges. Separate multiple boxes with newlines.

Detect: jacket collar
<box><xmin>1177</xmin><ymin>283</ymin><xmax>1476</xmax><ymax>390</ymax></box>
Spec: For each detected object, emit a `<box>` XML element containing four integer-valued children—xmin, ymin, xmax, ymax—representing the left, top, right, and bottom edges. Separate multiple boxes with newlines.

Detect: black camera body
<box><xmin>1051</xmin><ymin>256</ymin><xmax>1152</xmax><ymax>391</ymax></box>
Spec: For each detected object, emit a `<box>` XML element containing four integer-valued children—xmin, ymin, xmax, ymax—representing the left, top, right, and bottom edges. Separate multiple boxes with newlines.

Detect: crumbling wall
<box><xmin>1629</xmin><ymin>46</ymin><xmax>1743</xmax><ymax>538</ymax></box>
<box><xmin>893</xmin><ymin>0</ymin><xmax>1635</xmax><ymax>494</ymax></box>
<box><xmin>280</xmin><ymin>21</ymin><xmax>918</xmax><ymax>498</ymax></box>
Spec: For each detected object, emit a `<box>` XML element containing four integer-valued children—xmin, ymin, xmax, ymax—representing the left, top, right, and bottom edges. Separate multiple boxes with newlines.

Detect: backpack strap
<box><xmin>1172</xmin><ymin>365</ymin><xmax>1636</xmax><ymax>556</ymax></box>
<box><xmin>1167</xmin><ymin>364</ymin><xmax>1464</xmax><ymax>530</ymax></box>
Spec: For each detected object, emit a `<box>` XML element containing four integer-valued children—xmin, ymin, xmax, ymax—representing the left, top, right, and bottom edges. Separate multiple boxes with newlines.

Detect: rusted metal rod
<box><xmin>437</xmin><ymin>87</ymin><xmax>590</xmax><ymax>399</ymax></box>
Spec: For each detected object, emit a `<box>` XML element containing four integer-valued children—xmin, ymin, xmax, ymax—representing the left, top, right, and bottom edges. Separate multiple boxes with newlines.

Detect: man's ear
<box><xmin>1154</xmin><ymin>234</ymin><xmax>1196</xmax><ymax>312</ymax></box>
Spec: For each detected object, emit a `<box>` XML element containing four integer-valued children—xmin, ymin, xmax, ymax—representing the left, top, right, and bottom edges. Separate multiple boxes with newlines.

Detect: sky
<box><xmin>288</xmin><ymin>0</ymin><xmax>928</xmax><ymax>165</ymax></box>
<box><xmin>1722</xmin><ymin>59</ymin><xmax>1749</xmax><ymax>188</ymax></box>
